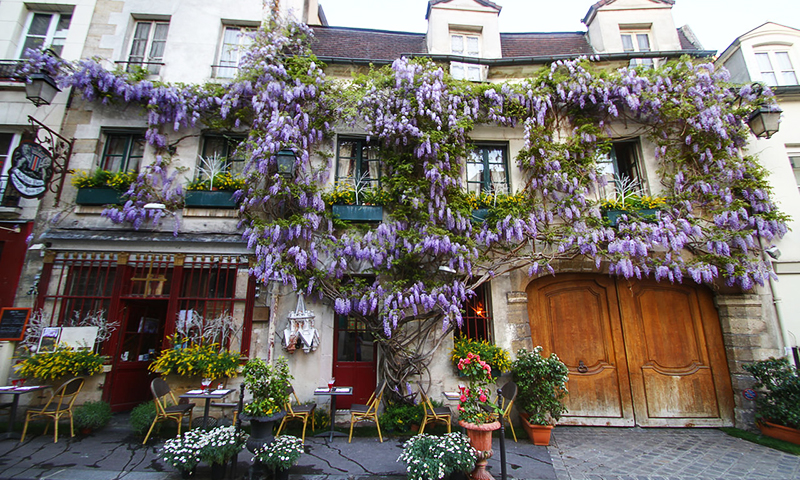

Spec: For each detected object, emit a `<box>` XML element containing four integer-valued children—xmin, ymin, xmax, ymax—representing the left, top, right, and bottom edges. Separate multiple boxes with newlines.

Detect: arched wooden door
<box><xmin>527</xmin><ymin>274</ymin><xmax>734</xmax><ymax>427</ymax></box>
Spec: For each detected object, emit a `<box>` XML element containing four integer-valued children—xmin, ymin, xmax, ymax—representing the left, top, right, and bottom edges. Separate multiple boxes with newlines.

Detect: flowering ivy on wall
<box><xmin>25</xmin><ymin>4</ymin><xmax>788</xmax><ymax>391</ymax></box>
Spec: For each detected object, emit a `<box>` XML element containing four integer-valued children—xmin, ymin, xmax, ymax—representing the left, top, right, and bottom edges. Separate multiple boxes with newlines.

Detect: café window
<box><xmin>458</xmin><ymin>283</ymin><xmax>491</xmax><ymax>341</ymax></box>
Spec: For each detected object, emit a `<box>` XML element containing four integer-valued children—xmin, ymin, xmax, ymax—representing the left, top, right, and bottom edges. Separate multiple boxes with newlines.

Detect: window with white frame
<box><xmin>755</xmin><ymin>50</ymin><xmax>799</xmax><ymax>86</ymax></box>
<box><xmin>790</xmin><ymin>154</ymin><xmax>800</xmax><ymax>191</ymax></box>
<box><xmin>0</xmin><ymin>133</ymin><xmax>21</xmax><ymax>201</ymax></box>
<box><xmin>335</xmin><ymin>138</ymin><xmax>381</xmax><ymax>203</ymax></box>
<box><xmin>621</xmin><ymin>31</ymin><xmax>654</xmax><ymax>68</ymax></box>
<box><xmin>215</xmin><ymin>26</ymin><xmax>254</xmax><ymax>78</ymax></box>
<box><xmin>127</xmin><ymin>20</ymin><xmax>170</xmax><ymax>74</ymax></box>
<box><xmin>450</xmin><ymin>32</ymin><xmax>482</xmax><ymax>81</ymax></box>
<box><xmin>100</xmin><ymin>132</ymin><xmax>146</xmax><ymax>172</ymax></box>
<box><xmin>17</xmin><ymin>11</ymin><xmax>72</xmax><ymax>58</ymax></box>
<box><xmin>598</xmin><ymin>140</ymin><xmax>644</xmax><ymax>197</ymax></box>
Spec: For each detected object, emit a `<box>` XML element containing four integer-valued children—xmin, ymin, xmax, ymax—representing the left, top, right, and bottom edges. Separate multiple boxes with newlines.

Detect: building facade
<box><xmin>1</xmin><ymin>0</ymin><xmax>789</xmax><ymax>430</ymax></box>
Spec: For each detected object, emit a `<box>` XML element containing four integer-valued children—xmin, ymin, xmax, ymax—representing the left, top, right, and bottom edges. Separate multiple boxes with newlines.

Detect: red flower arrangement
<box><xmin>456</xmin><ymin>353</ymin><xmax>500</xmax><ymax>424</ymax></box>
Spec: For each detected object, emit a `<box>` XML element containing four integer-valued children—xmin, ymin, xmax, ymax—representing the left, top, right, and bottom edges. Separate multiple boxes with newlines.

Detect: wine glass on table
<box><xmin>201</xmin><ymin>378</ymin><xmax>212</xmax><ymax>393</ymax></box>
<box><xmin>328</xmin><ymin>377</ymin><xmax>335</xmax><ymax>391</ymax></box>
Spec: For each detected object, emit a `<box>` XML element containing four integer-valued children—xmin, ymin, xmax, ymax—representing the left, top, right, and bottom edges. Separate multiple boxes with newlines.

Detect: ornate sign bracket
<box><xmin>22</xmin><ymin>116</ymin><xmax>73</xmax><ymax>206</ymax></box>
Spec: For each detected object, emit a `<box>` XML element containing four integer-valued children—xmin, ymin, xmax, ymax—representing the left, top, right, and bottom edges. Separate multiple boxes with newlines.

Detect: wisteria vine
<box><xmin>29</xmin><ymin>8</ymin><xmax>788</xmax><ymax>392</ymax></box>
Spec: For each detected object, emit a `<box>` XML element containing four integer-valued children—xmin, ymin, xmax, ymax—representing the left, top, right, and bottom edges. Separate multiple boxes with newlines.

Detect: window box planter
<box><xmin>604</xmin><ymin>208</ymin><xmax>659</xmax><ymax>227</ymax></box>
<box><xmin>471</xmin><ymin>208</ymin><xmax>489</xmax><ymax>223</ymax></box>
<box><xmin>332</xmin><ymin>204</ymin><xmax>383</xmax><ymax>222</ymax></box>
<box><xmin>185</xmin><ymin>190</ymin><xmax>237</xmax><ymax>208</ymax></box>
<box><xmin>76</xmin><ymin>188</ymin><xmax>123</xmax><ymax>206</ymax></box>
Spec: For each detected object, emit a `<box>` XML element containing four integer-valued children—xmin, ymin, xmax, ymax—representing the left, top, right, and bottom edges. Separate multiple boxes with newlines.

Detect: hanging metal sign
<box><xmin>9</xmin><ymin>141</ymin><xmax>53</xmax><ymax>199</ymax></box>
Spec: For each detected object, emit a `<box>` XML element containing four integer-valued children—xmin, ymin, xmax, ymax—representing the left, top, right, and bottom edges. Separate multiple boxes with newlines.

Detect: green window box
<box><xmin>604</xmin><ymin>208</ymin><xmax>659</xmax><ymax>227</ymax></box>
<box><xmin>76</xmin><ymin>188</ymin><xmax>124</xmax><ymax>206</ymax></box>
<box><xmin>185</xmin><ymin>190</ymin><xmax>238</xmax><ymax>208</ymax></box>
<box><xmin>471</xmin><ymin>208</ymin><xmax>489</xmax><ymax>223</ymax></box>
<box><xmin>332</xmin><ymin>205</ymin><xmax>383</xmax><ymax>222</ymax></box>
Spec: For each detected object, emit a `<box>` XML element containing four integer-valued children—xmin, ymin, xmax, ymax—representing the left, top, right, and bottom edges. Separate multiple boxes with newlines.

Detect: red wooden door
<box><xmin>106</xmin><ymin>300</ymin><xmax>168</xmax><ymax>411</ymax></box>
<box><xmin>333</xmin><ymin>315</ymin><xmax>377</xmax><ymax>409</ymax></box>
<box><xmin>527</xmin><ymin>274</ymin><xmax>733</xmax><ymax>427</ymax></box>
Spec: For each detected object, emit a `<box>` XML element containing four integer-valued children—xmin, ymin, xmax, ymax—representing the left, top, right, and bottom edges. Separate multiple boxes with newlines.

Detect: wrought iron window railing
<box><xmin>0</xmin><ymin>60</ymin><xmax>25</xmax><ymax>81</ymax></box>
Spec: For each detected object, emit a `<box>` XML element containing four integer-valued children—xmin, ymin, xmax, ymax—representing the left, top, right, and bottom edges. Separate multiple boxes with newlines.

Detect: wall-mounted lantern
<box><xmin>747</xmin><ymin>104</ymin><xmax>782</xmax><ymax>139</ymax></box>
<box><xmin>25</xmin><ymin>73</ymin><xmax>61</xmax><ymax>107</ymax></box>
<box><xmin>276</xmin><ymin>149</ymin><xmax>296</xmax><ymax>177</ymax></box>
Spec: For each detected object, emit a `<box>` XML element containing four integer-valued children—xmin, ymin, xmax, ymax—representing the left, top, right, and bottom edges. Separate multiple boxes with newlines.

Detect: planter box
<box><xmin>76</xmin><ymin>188</ymin><xmax>123</xmax><ymax>206</ymax></box>
<box><xmin>604</xmin><ymin>208</ymin><xmax>659</xmax><ymax>227</ymax></box>
<box><xmin>332</xmin><ymin>204</ymin><xmax>383</xmax><ymax>222</ymax></box>
<box><xmin>185</xmin><ymin>190</ymin><xmax>237</xmax><ymax>208</ymax></box>
<box><xmin>758</xmin><ymin>421</ymin><xmax>800</xmax><ymax>445</ymax></box>
<box><xmin>520</xmin><ymin>413</ymin><xmax>554</xmax><ymax>446</ymax></box>
<box><xmin>471</xmin><ymin>208</ymin><xmax>489</xmax><ymax>223</ymax></box>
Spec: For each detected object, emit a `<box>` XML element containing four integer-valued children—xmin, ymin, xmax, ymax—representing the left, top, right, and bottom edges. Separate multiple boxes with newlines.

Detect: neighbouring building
<box><xmin>0</xmin><ymin>0</ymin><xmax>97</xmax><ymax>385</ymax></box>
<box><xmin>1</xmin><ymin>0</ymin><xmax>790</xmax><ymax>431</ymax></box>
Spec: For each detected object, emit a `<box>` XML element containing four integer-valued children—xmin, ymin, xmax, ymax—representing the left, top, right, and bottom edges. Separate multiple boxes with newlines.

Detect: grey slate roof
<box><xmin>310</xmin><ymin>27</ymin><xmax>427</xmax><ymax>62</ymax></box>
<box><xmin>500</xmin><ymin>32</ymin><xmax>594</xmax><ymax>58</ymax></box>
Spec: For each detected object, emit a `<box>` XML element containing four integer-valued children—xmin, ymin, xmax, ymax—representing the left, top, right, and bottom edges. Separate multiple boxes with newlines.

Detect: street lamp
<box><xmin>25</xmin><ymin>72</ymin><xmax>61</xmax><ymax>107</ymax></box>
<box><xmin>747</xmin><ymin>104</ymin><xmax>782</xmax><ymax>139</ymax></box>
<box><xmin>276</xmin><ymin>149</ymin><xmax>296</xmax><ymax>177</ymax></box>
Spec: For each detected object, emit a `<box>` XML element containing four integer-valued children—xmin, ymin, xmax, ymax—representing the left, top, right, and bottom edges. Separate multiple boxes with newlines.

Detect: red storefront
<box><xmin>36</xmin><ymin>251</ymin><xmax>256</xmax><ymax>411</ymax></box>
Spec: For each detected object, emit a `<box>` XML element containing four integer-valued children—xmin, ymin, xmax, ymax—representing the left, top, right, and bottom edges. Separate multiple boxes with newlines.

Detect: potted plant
<box><xmin>455</xmin><ymin>352</ymin><xmax>501</xmax><ymax>479</ymax></box>
<box><xmin>451</xmin><ymin>336</ymin><xmax>512</xmax><ymax>378</ymax></box>
<box><xmin>511</xmin><ymin>346</ymin><xmax>569</xmax><ymax>446</ymax></box>
<box><xmin>184</xmin><ymin>156</ymin><xmax>245</xmax><ymax>208</ymax></box>
<box><xmin>241</xmin><ymin>357</ymin><xmax>292</xmax><ymax>458</ymax></box>
<box><xmin>743</xmin><ymin>357</ymin><xmax>800</xmax><ymax>444</ymax></box>
<box><xmin>72</xmin><ymin>169</ymin><xmax>137</xmax><ymax>205</ymax></box>
<box><xmin>160</xmin><ymin>428</ymin><xmax>206</xmax><ymax>478</ymax></box>
<box><xmin>198</xmin><ymin>425</ymin><xmax>247</xmax><ymax>480</ymax></box>
<box><xmin>14</xmin><ymin>345</ymin><xmax>105</xmax><ymax>380</ymax></box>
<box><xmin>252</xmin><ymin>434</ymin><xmax>303</xmax><ymax>480</ymax></box>
<box><xmin>74</xmin><ymin>400</ymin><xmax>112</xmax><ymax>434</ymax></box>
<box><xmin>379</xmin><ymin>401</ymin><xmax>424</xmax><ymax>433</ymax></box>
<box><xmin>600</xmin><ymin>175</ymin><xmax>666</xmax><ymax>226</ymax></box>
<box><xmin>397</xmin><ymin>432</ymin><xmax>476</xmax><ymax>480</ymax></box>
<box><xmin>324</xmin><ymin>177</ymin><xmax>386</xmax><ymax>222</ymax></box>
<box><xmin>148</xmin><ymin>336</ymin><xmax>241</xmax><ymax>382</ymax></box>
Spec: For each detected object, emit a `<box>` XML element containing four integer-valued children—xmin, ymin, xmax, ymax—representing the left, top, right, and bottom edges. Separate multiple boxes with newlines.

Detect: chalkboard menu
<box><xmin>0</xmin><ymin>308</ymin><xmax>31</xmax><ymax>341</ymax></box>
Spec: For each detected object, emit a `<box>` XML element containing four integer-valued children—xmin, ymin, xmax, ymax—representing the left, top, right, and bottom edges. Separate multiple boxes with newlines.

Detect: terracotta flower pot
<box><xmin>520</xmin><ymin>413</ymin><xmax>554</xmax><ymax>446</ymax></box>
<box><xmin>758</xmin><ymin>421</ymin><xmax>800</xmax><ymax>445</ymax></box>
<box><xmin>458</xmin><ymin>420</ymin><xmax>501</xmax><ymax>480</ymax></box>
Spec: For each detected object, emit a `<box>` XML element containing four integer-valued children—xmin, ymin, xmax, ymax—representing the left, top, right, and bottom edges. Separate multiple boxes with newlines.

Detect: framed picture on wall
<box><xmin>38</xmin><ymin>327</ymin><xmax>61</xmax><ymax>353</ymax></box>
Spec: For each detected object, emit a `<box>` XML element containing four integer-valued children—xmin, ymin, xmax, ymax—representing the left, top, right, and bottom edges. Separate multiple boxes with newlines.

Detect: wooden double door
<box><xmin>527</xmin><ymin>274</ymin><xmax>734</xmax><ymax>427</ymax></box>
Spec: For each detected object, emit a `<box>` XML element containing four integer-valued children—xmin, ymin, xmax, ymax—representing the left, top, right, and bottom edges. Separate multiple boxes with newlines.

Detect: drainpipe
<box><xmin>761</xmin><ymin>241</ymin><xmax>790</xmax><ymax>358</ymax></box>
<box><xmin>266</xmin><ymin>281</ymin><xmax>279</xmax><ymax>365</ymax></box>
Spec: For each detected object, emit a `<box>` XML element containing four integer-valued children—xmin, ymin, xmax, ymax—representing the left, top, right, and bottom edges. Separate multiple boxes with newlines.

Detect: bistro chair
<box><xmin>418</xmin><ymin>384</ymin><xmax>451</xmax><ymax>434</ymax></box>
<box><xmin>276</xmin><ymin>384</ymin><xmax>316</xmax><ymax>443</ymax></box>
<box><xmin>499</xmin><ymin>380</ymin><xmax>518</xmax><ymax>442</ymax></box>
<box><xmin>210</xmin><ymin>381</ymin><xmax>240</xmax><ymax>426</ymax></box>
<box><xmin>143</xmin><ymin>378</ymin><xmax>195</xmax><ymax>444</ymax></box>
<box><xmin>348</xmin><ymin>380</ymin><xmax>386</xmax><ymax>443</ymax></box>
<box><xmin>20</xmin><ymin>377</ymin><xmax>85</xmax><ymax>443</ymax></box>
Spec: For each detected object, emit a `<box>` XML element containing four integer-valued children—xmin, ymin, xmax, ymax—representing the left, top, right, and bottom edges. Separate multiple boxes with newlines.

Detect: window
<box><xmin>200</xmin><ymin>134</ymin><xmax>246</xmax><ymax>176</ymax></box>
<box><xmin>598</xmin><ymin>141</ymin><xmax>641</xmax><ymax>183</ymax></box>
<box><xmin>466</xmin><ymin>144</ymin><xmax>509</xmax><ymax>194</ymax></box>
<box><xmin>451</xmin><ymin>32</ymin><xmax>482</xmax><ymax>81</ymax></box>
<box><xmin>127</xmin><ymin>21</ymin><xmax>170</xmax><ymax>74</ymax></box>
<box><xmin>790</xmin><ymin>155</ymin><xmax>800</xmax><ymax>191</ymax></box>
<box><xmin>335</xmin><ymin>138</ymin><xmax>381</xmax><ymax>202</ymax></box>
<box><xmin>755</xmin><ymin>51</ymin><xmax>799</xmax><ymax>86</ymax></box>
<box><xmin>101</xmin><ymin>133</ymin><xmax>145</xmax><ymax>172</ymax></box>
<box><xmin>17</xmin><ymin>11</ymin><xmax>72</xmax><ymax>58</ymax></box>
<box><xmin>458</xmin><ymin>283</ymin><xmax>491</xmax><ymax>341</ymax></box>
<box><xmin>215</xmin><ymin>26</ymin><xmax>254</xmax><ymax>78</ymax></box>
<box><xmin>621</xmin><ymin>31</ymin><xmax>654</xmax><ymax>68</ymax></box>
<box><xmin>0</xmin><ymin>133</ymin><xmax>21</xmax><ymax>203</ymax></box>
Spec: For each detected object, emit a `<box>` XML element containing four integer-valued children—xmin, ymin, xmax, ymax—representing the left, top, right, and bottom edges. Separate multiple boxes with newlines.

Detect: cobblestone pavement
<box><xmin>549</xmin><ymin>426</ymin><xmax>800</xmax><ymax>480</ymax></box>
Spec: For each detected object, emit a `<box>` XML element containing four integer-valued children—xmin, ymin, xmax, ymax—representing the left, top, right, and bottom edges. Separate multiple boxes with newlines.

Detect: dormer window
<box><xmin>450</xmin><ymin>30</ymin><xmax>484</xmax><ymax>81</ymax></box>
<box><xmin>755</xmin><ymin>50</ymin><xmax>798</xmax><ymax>86</ymax></box>
<box><xmin>621</xmin><ymin>31</ymin><xmax>654</xmax><ymax>68</ymax></box>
